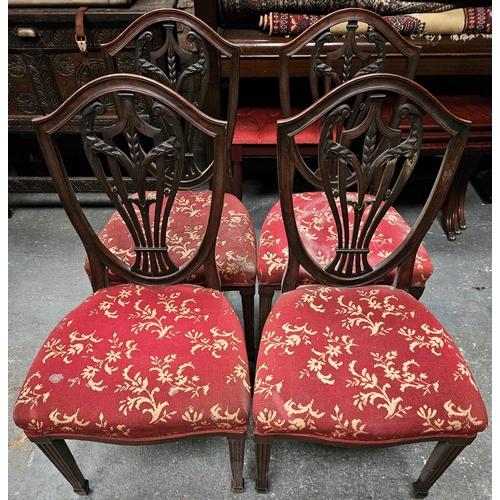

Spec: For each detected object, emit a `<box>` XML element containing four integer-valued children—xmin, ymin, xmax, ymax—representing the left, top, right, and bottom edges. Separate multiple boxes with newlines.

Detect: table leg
<box><xmin>441</xmin><ymin>154</ymin><xmax>481</xmax><ymax>241</ymax></box>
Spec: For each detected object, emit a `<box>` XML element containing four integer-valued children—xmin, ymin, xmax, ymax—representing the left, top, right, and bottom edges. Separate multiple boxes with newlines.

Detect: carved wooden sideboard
<box><xmin>8</xmin><ymin>0</ymin><xmax>176</xmax><ymax>192</ymax></box>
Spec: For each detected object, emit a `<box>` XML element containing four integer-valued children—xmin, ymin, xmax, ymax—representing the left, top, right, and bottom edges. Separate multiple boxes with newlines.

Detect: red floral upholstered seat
<box><xmin>15</xmin><ymin>283</ymin><xmax>251</xmax><ymax>442</ymax></box>
<box><xmin>85</xmin><ymin>191</ymin><xmax>256</xmax><ymax>289</ymax></box>
<box><xmin>13</xmin><ymin>74</ymin><xmax>251</xmax><ymax>495</ymax></box>
<box><xmin>252</xmin><ymin>74</ymin><xmax>488</xmax><ymax>497</ymax></box>
<box><xmin>258</xmin><ymin>191</ymin><xmax>432</xmax><ymax>290</ymax></box>
<box><xmin>254</xmin><ymin>284</ymin><xmax>487</xmax><ymax>443</ymax></box>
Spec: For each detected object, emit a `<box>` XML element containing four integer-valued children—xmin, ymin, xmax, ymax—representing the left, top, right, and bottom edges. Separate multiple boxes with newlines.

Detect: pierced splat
<box><xmin>310</xmin><ymin>20</ymin><xmax>388</xmax><ymax>99</ymax></box>
<box><xmin>34</xmin><ymin>74</ymin><xmax>229</xmax><ymax>291</ymax></box>
<box><xmin>278</xmin><ymin>9</ymin><xmax>421</xmax><ymax>191</ymax></box>
<box><xmin>81</xmin><ymin>90</ymin><xmax>187</xmax><ymax>278</ymax></box>
<box><xmin>316</xmin><ymin>92</ymin><xmax>423</xmax><ymax>278</ymax></box>
<box><xmin>277</xmin><ymin>75</ymin><xmax>455</xmax><ymax>293</ymax></box>
<box><xmin>135</xmin><ymin>23</ymin><xmax>209</xmax><ymax>106</ymax></box>
<box><xmin>101</xmin><ymin>11</ymin><xmax>241</xmax><ymax>191</ymax></box>
<box><xmin>132</xmin><ymin>23</ymin><xmax>210</xmax><ymax>187</ymax></box>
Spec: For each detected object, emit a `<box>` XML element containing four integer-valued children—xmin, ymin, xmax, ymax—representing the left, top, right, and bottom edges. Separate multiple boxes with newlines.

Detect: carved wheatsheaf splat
<box><xmin>310</xmin><ymin>20</ymin><xmax>388</xmax><ymax>100</ymax></box>
<box><xmin>81</xmin><ymin>92</ymin><xmax>186</xmax><ymax>277</ymax></box>
<box><xmin>315</xmin><ymin>95</ymin><xmax>423</xmax><ymax>278</ymax></box>
<box><xmin>96</xmin><ymin>23</ymin><xmax>211</xmax><ymax>189</ymax></box>
<box><xmin>135</xmin><ymin>25</ymin><xmax>209</xmax><ymax>107</ymax></box>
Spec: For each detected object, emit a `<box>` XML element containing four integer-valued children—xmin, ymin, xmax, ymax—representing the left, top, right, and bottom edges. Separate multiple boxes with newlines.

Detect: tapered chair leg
<box><xmin>228</xmin><ymin>433</ymin><xmax>247</xmax><ymax>493</ymax></box>
<box><xmin>31</xmin><ymin>437</ymin><xmax>90</xmax><ymax>496</ymax></box>
<box><xmin>232</xmin><ymin>145</ymin><xmax>243</xmax><ymax>201</ymax></box>
<box><xmin>255</xmin><ymin>435</ymin><xmax>274</xmax><ymax>493</ymax></box>
<box><xmin>239</xmin><ymin>287</ymin><xmax>256</xmax><ymax>361</ymax></box>
<box><xmin>258</xmin><ymin>285</ymin><xmax>276</xmax><ymax>340</ymax></box>
<box><xmin>412</xmin><ymin>438</ymin><xmax>474</xmax><ymax>499</ymax></box>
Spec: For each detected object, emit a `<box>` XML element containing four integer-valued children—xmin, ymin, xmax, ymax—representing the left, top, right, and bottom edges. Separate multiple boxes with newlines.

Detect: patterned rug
<box><xmin>260</xmin><ymin>6</ymin><xmax>492</xmax><ymax>36</ymax></box>
<box><xmin>218</xmin><ymin>0</ymin><xmax>471</xmax><ymax>23</ymax></box>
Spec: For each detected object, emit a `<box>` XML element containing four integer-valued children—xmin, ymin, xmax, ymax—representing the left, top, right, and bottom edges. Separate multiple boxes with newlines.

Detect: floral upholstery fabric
<box><xmin>84</xmin><ymin>191</ymin><xmax>256</xmax><ymax>288</ymax></box>
<box><xmin>253</xmin><ymin>284</ymin><xmax>487</xmax><ymax>443</ymax></box>
<box><xmin>14</xmin><ymin>283</ymin><xmax>251</xmax><ymax>441</ymax></box>
<box><xmin>258</xmin><ymin>192</ymin><xmax>432</xmax><ymax>288</ymax></box>
<box><xmin>233</xmin><ymin>107</ymin><xmax>321</xmax><ymax>145</ymax></box>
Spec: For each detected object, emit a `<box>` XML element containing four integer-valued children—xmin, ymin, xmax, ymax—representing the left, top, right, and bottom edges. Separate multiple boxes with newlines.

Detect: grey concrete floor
<box><xmin>8</xmin><ymin>172</ymin><xmax>492</xmax><ymax>500</ymax></box>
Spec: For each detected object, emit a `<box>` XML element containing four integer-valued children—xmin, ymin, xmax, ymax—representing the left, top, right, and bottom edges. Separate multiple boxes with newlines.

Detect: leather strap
<box><xmin>75</xmin><ymin>7</ymin><xmax>89</xmax><ymax>66</ymax></box>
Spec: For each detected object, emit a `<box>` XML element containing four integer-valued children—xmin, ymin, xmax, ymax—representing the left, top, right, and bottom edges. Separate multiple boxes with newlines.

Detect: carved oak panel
<box><xmin>8</xmin><ymin>25</ymin><xmax>123</xmax><ymax>131</ymax></box>
<box><xmin>8</xmin><ymin>0</ymin><xmax>177</xmax><ymax>191</ymax></box>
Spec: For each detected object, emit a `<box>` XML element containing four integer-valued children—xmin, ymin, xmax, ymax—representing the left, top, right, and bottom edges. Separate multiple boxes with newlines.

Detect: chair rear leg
<box><xmin>228</xmin><ymin>433</ymin><xmax>247</xmax><ymax>493</ymax></box>
<box><xmin>239</xmin><ymin>287</ymin><xmax>256</xmax><ymax>361</ymax></box>
<box><xmin>258</xmin><ymin>285</ymin><xmax>276</xmax><ymax>343</ymax></box>
<box><xmin>30</xmin><ymin>436</ymin><xmax>89</xmax><ymax>496</ymax></box>
<box><xmin>412</xmin><ymin>438</ymin><xmax>474</xmax><ymax>499</ymax></box>
<box><xmin>232</xmin><ymin>145</ymin><xmax>243</xmax><ymax>200</ymax></box>
<box><xmin>409</xmin><ymin>285</ymin><xmax>425</xmax><ymax>300</ymax></box>
<box><xmin>255</xmin><ymin>434</ymin><xmax>274</xmax><ymax>493</ymax></box>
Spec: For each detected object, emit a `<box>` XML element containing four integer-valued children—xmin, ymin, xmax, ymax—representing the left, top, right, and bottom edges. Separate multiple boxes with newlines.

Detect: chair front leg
<box><xmin>412</xmin><ymin>438</ymin><xmax>474</xmax><ymax>499</ymax></box>
<box><xmin>30</xmin><ymin>436</ymin><xmax>89</xmax><ymax>496</ymax></box>
<box><xmin>254</xmin><ymin>434</ymin><xmax>274</xmax><ymax>493</ymax></box>
<box><xmin>227</xmin><ymin>433</ymin><xmax>247</xmax><ymax>493</ymax></box>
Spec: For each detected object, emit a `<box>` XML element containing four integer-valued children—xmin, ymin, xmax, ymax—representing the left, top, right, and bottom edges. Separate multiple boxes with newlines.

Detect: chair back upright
<box><xmin>278</xmin><ymin>73</ymin><xmax>470</xmax><ymax>294</ymax></box>
<box><xmin>33</xmin><ymin>74</ymin><xmax>228</xmax><ymax>291</ymax></box>
<box><xmin>101</xmin><ymin>8</ymin><xmax>240</xmax><ymax>191</ymax></box>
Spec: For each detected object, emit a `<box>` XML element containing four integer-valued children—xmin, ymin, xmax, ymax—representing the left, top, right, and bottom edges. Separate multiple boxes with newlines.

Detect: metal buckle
<box><xmin>75</xmin><ymin>35</ymin><xmax>87</xmax><ymax>53</ymax></box>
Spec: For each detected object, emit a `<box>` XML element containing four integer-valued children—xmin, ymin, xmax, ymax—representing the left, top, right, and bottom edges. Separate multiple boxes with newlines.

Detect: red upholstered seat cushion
<box><xmin>233</xmin><ymin>107</ymin><xmax>321</xmax><ymax>145</ymax></box>
<box><xmin>13</xmin><ymin>283</ymin><xmax>251</xmax><ymax>441</ymax></box>
<box><xmin>84</xmin><ymin>191</ymin><xmax>256</xmax><ymax>287</ymax></box>
<box><xmin>258</xmin><ymin>192</ymin><xmax>433</xmax><ymax>288</ymax></box>
<box><xmin>253</xmin><ymin>284</ymin><xmax>487</xmax><ymax>443</ymax></box>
